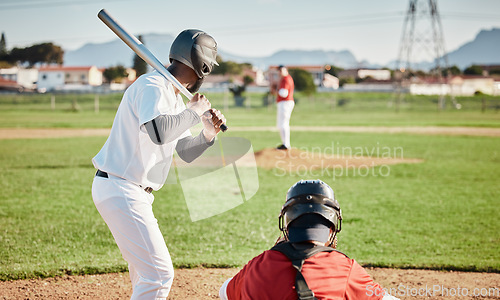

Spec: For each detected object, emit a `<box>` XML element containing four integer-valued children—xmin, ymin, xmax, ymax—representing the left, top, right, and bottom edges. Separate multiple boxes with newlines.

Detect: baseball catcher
<box><xmin>219</xmin><ymin>179</ymin><xmax>400</xmax><ymax>300</ymax></box>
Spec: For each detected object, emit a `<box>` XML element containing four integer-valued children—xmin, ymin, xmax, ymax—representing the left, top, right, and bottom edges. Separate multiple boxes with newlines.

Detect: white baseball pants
<box><xmin>276</xmin><ymin>100</ymin><xmax>295</xmax><ymax>148</ymax></box>
<box><xmin>92</xmin><ymin>175</ymin><xmax>174</xmax><ymax>299</ymax></box>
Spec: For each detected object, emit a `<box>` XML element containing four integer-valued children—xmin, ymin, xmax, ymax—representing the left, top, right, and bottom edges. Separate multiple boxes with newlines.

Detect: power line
<box><xmin>209</xmin><ymin>11</ymin><xmax>405</xmax><ymax>36</ymax></box>
<box><xmin>442</xmin><ymin>14</ymin><xmax>500</xmax><ymax>21</ymax></box>
<box><xmin>0</xmin><ymin>0</ymin><xmax>135</xmax><ymax>10</ymax></box>
<box><xmin>0</xmin><ymin>0</ymin><xmax>49</xmax><ymax>3</ymax></box>
<box><xmin>3</xmin><ymin>7</ymin><xmax>498</xmax><ymax>50</ymax></box>
<box><xmin>443</xmin><ymin>11</ymin><xmax>500</xmax><ymax>18</ymax></box>
<box><xmin>3</xmin><ymin>11</ymin><xmax>407</xmax><ymax>47</ymax></box>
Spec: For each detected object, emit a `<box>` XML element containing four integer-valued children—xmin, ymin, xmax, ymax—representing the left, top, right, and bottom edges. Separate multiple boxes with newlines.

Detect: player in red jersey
<box><xmin>220</xmin><ymin>180</ymin><xmax>399</xmax><ymax>300</ymax></box>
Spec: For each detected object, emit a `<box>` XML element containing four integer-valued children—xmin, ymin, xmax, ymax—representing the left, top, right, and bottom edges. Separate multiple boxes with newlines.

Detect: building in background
<box><xmin>0</xmin><ymin>67</ymin><xmax>38</xmax><ymax>91</ymax></box>
<box><xmin>322</xmin><ymin>73</ymin><xmax>339</xmax><ymax>89</ymax></box>
<box><xmin>337</xmin><ymin>68</ymin><xmax>391</xmax><ymax>81</ymax></box>
<box><xmin>408</xmin><ymin>75</ymin><xmax>496</xmax><ymax>96</ymax></box>
<box><xmin>37</xmin><ymin>66</ymin><xmax>103</xmax><ymax>92</ymax></box>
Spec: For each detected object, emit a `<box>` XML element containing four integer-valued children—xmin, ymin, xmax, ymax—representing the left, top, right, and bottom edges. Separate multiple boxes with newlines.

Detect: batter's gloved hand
<box><xmin>202</xmin><ymin>108</ymin><xmax>226</xmax><ymax>142</ymax></box>
<box><xmin>187</xmin><ymin>93</ymin><xmax>211</xmax><ymax>117</ymax></box>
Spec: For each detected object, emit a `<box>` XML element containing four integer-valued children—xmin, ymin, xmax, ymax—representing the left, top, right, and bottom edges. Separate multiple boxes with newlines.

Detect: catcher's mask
<box><xmin>278</xmin><ymin>180</ymin><xmax>342</xmax><ymax>246</ymax></box>
<box><xmin>169</xmin><ymin>29</ymin><xmax>219</xmax><ymax>79</ymax></box>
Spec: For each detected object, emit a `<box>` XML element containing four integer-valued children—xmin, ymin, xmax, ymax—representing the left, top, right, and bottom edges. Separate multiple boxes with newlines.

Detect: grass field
<box><xmin>1</xmin><ymin>91</ymin><xmax>500</xmax><ymax>128</ymax></box>
<box><xmin>0</xmin><ymin>92</ymin><xmax>499</xmax><ymax>281</ymax></box>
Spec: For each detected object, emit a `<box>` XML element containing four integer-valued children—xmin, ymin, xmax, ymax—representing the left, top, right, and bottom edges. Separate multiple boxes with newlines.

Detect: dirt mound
<box><xmin>254</xmin><ymin>148</ymin><xmax>423</xmax><ymax>171</ymax></box>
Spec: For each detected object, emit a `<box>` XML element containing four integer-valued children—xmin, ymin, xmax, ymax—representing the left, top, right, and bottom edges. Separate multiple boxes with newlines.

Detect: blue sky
<box><xmin>1</xmin><ymin>0</ymin><xmax>499</xmax><ymax>65</ymax></box>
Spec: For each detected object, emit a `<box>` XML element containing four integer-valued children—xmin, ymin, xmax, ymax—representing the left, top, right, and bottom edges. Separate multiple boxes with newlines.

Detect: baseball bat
<box><xmin>97</xmin><ymin>9</ymin><xmax>228</xmax><ymax>132</ymax></box>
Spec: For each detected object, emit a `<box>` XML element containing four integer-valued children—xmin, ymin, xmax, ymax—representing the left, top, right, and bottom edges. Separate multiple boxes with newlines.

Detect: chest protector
<box><xmin>271</xmin><ymin>242</ymin><xmax>347</xmax><ymax>300</ymax></box>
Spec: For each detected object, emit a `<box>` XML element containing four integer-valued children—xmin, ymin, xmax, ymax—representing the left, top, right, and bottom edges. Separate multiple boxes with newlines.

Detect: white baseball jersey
<box><xmin>92</xmin><ymin>71</ymin><xmax>191</xmax><ymax>191</ymax></box>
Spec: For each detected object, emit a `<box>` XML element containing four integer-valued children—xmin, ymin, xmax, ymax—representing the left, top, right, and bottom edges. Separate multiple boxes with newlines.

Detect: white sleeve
<box><xmin>278</xmin><ymin>88</ymin><xmax>289</xmax><ymax>98</ymax></box>
<box><xmin>383</xmin><ymin>294</ymin><xmax>400</xmax><ymax>300</ymax></box>
<box><xmin>219</xmin><ymin>278</ymin><xmax>232</xmax><ymax>300</ymax></box>
<box><xmin>136</xmin><ymin>84</ymin><xmax>168</xmax><ymax>126</ymax></box>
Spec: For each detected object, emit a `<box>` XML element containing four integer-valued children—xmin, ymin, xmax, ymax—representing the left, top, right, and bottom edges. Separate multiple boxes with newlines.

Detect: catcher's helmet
<box><xmin>169</xmin><ymin>29</ymin><xmax>219</xmax><ymax>78</ymax></box>
<box><xmin>279</xmin><ymin>180</ymin><xmax>342</xmax><ymax>241</ymax></box>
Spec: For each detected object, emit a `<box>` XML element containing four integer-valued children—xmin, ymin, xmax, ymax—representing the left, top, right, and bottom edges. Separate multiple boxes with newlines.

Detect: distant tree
<box><xmin>0</xmin><ymin>32</ymin><xmax>7</xmax><ymax>59</ymax></box>
<box><xmin>433</xmin><ymin>65</ymin><xmax>461</xmax><ymax>77</ymax></box>
<box><xmin>489</xmin><ymin>69</ymin><xmax>500</xmax><ymax>76</ymax></box>
<box><xmin>414</xmin><ymin>70</ymin><xmax>427</xmax><ymax>77</ymax></box>
<box><xmin>243</xmin><ymin>75</ymin><xmax>254</xmax><ymax>86</ymax></box>
<box><xmin>324</xmin><ymin>65</ymin><xmax>343</xmax><ymax>77</ymax></box>
<box><xmin>289</xmin><ymin>68</ymin><xmax>316</xmax><ymax>95</ymax></box>
<box><xmin>7</xmin><ymin>47</ymin><xmax>22</xmax><ymax>64</ymax></box>
<box><xmin>224</xmin><ymin>61</ymin><xmax>243</xmax><ymax>75</ymax></box>
<box><xmin>8</xmin><ymin>47</ymin><xmax>23</xmax><ymax>64</ymax></box>
<box><xmin>211</xmin><ymin>56</ymin><xmax>249</xmax><ymax>76</ymax></box>
<box><xmin>27</xmin><ymin>43</ymin><xmax>63</xmax><ymax>66</ymax></box>
<box><xmin>356</xmin><ymin>75</ymin><xmax>374</xmax><ymax>83</ymax></box>
<box><xmin>447</xmin><ymin>65</ymin><xmax>461</xmax><ymax>76</ymax></box>
<box><xmin>133</xmin><ymin>35</ymin><xmax>148</xmax><ymax>77</ymax></box>
<box><xmin>7</xmin><ymin>43</ymin><xmax>63</xmax><ymax>66</ymax></box>
<box><xmin>103</xmin><ymin>65</ymin><xmax>128</xmax><ymax>83</ymax></box>
<box><xmin>463</xmin><ymin>65</ymin><xmax>483</xmax><ymax>76</ymax></box>
<box><xmin>339</xmin><ymin>77</ymin><xmax>355</xmax><ymax>87</ymax></box>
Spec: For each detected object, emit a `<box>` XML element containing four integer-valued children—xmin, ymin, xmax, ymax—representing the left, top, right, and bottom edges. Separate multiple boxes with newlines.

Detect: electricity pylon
<box><xmin>395</xmin><ymin>0</ymin><xmax>455</xmax><ymax>111</ymax></box>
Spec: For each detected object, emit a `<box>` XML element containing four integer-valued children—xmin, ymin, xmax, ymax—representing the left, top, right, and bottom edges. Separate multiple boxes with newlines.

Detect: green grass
<box><xmin>0</xmin><ymin>92</ymin><xmax>499</xmax><ymax>128</ymax></box>
<box><xmin>0</xmin><ymin>128</ymin><xmax>499</xmax><ymax>280</ymax></box>
<box><xmin>0</xmin><ymin>92</ymin><xmax>499</xmax><ymax>280</ymax></box>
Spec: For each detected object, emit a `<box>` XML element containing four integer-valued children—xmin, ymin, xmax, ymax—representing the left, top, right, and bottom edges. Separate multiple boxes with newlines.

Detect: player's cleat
<box><xmin>277</xmin><ymin>144</ymin><xmax>288</xmax><ymax>150</ymax></box>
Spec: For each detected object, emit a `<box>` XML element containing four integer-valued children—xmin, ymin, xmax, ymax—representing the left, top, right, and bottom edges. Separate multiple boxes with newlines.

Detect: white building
<box><xmin>323</xmin><ymin>73</ymin><xmax>339</xmax><ymax>89</ymax></box>
<box><xmin>358</xmin><ymin>69</ymin><xmax>391</xmax><ymax>81</ymax></box>
<box><xmin>410</xmin><ymin>76</ymin><xmax>496</xmax><ymax>96</ymax></box>
<box><xmin>0</xmin><ymin>67</ymin><xmax>39</xmax><ymax>90</ymax></box>
<box><xmin>494</xmin><ymin>80</ymin><xmax>500</xmax><ymax>96</ymax></box>
<box><xmin>342</xmin><ymin>81</ymin><xmax>394</xmax><ymax>92</ymax></box>
<box><xmin>409</xmin><ymin>83</ymin><xmax>450</xmax><ymax>95</ymax></box>
<box><xmin>338</xmin><ymin>69</ymin><xmax>391</xmax><ymax>81</ymax></box>
<box><xmin>37</xmin><ymin>66</ymin><xmax>103</xmax><ymax>92</ymax></box>
<box><xmin>449</xmin><ymin>76</ymin><xmax>495</xmax><ymax>96</ymax></box>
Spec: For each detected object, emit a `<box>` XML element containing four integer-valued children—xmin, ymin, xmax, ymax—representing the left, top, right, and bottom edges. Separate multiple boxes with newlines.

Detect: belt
<box><xmin>95</xmin><ymin>170</ymin><xmax>153</xmax><ymax>194</ymax></box>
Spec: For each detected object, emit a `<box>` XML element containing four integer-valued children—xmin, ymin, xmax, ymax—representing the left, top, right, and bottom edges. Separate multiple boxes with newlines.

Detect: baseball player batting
<box><xmin>91</xmin><ymin>12</ymin><xmax>225</xmax><ymax>299</ymax></box>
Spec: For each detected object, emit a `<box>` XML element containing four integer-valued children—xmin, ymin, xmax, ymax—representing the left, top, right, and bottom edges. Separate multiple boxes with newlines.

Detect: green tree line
<box><xmin>0</xmin><ymin>33</ymin><xmax>63</xmax><ymax>67</ymax></box>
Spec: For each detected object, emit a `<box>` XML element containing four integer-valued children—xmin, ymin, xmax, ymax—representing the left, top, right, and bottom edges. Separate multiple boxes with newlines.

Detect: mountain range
<box><xmin>64</xmin><ymin>28</ymin><xmax>500</xmax><ymax>70</ymax></box>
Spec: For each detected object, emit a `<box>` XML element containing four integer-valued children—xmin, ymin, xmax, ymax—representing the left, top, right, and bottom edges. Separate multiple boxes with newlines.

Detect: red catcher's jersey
<box><xmin>225</xmin><ymin>249</ymin><xmax>385</xmax><ymax>300</ymax></box>
<box><xmin>277</xmin><ymin>74</ymin><xmax>294</xmax><ymax>102</ymax></box>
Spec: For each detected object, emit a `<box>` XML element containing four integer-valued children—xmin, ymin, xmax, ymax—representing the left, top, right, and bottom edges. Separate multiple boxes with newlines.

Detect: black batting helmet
<box><xmin>169</xmin><ymin>29</ymin><xmax>219</xmax><ymax>78</ymax></box>
<box><xmin>279</xmin><ymin>180</ymin><xmax>342</xmax><ymax>243</ymax></box>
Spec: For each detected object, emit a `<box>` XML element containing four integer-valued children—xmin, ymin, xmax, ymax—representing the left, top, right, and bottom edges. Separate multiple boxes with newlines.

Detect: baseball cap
<box><xmin>287</xmin><ymin>214</ymin><xmax>332</xmax><ymax>243</ymax></box>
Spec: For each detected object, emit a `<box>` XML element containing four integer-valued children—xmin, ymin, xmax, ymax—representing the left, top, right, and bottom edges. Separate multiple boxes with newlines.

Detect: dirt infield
<box><xmin>1</xmin><ymin>125</ymin><xmax>500</xmax><ymax>140</ymax></box>
<box><xmin>234</xmin><ymin>126</ymin><xmax>500</xmax><ymax>137</ymax></box>
<box><xmin>1</xmin><ymin>268</ymin><xmax>498</xmax><ymax>299</ymax></box>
